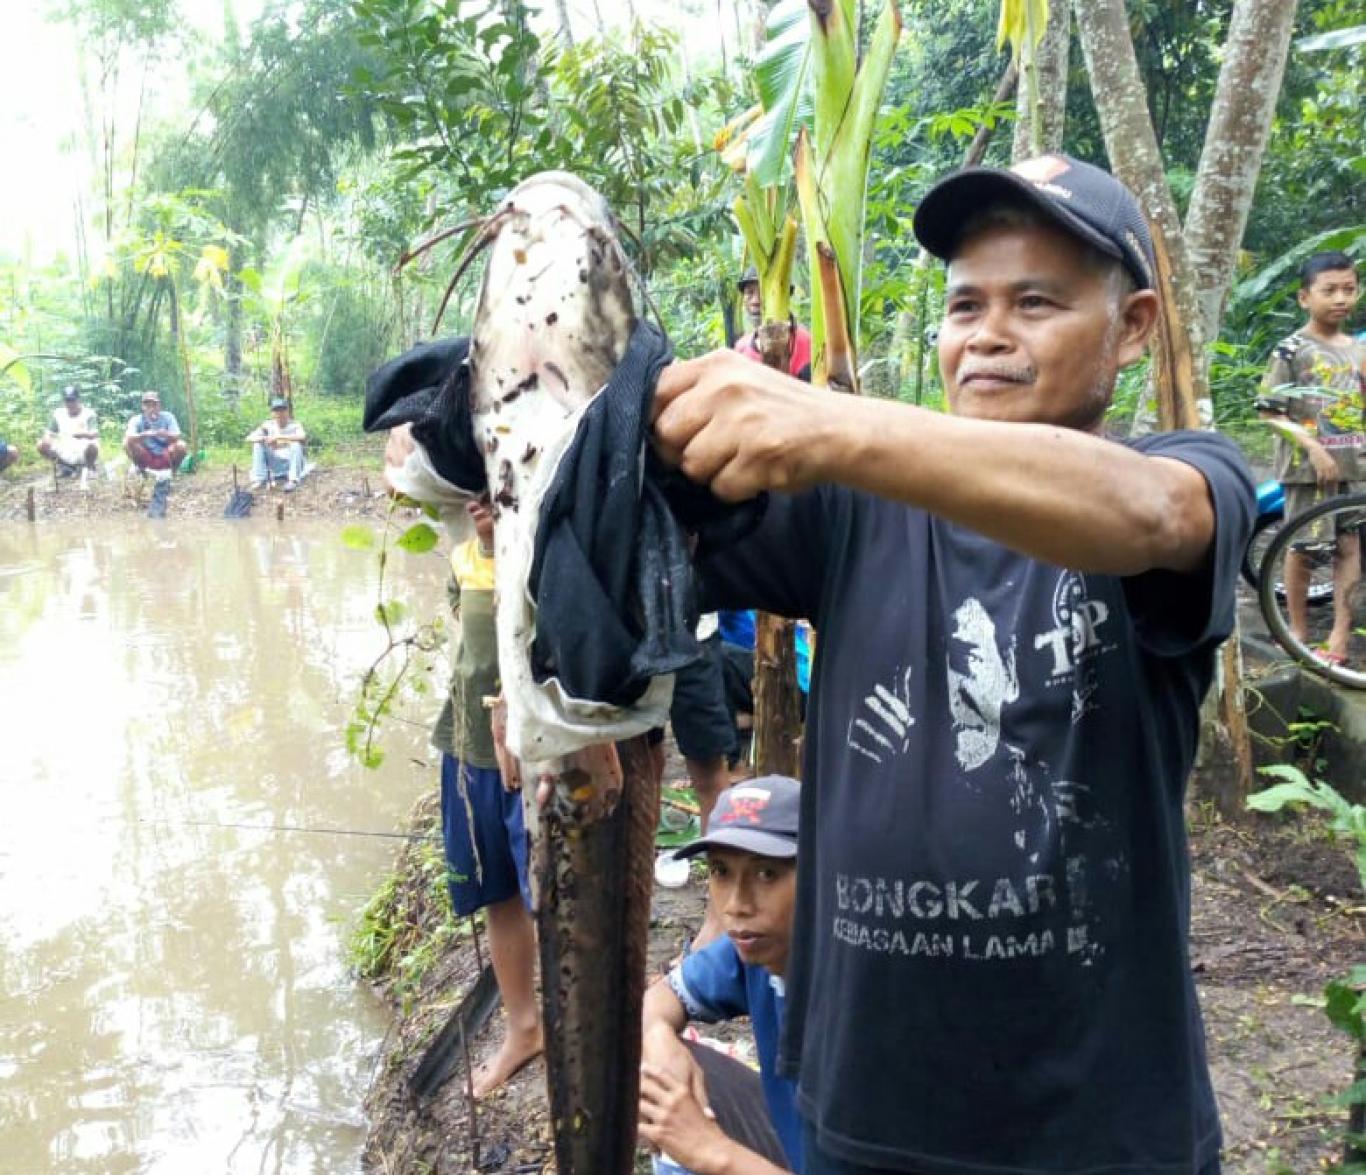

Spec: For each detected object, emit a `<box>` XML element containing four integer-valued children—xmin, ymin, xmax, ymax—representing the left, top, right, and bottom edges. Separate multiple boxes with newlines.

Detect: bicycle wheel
<box><xmin>1240</xmin><ymin>509</ymin><xmax>1281</xmax><ymax>592</ymax></box>
<box><xmin>1257</xmin><ymin>491</ymin><xmax>1366</xmax><ymax>689</ymax></box>
<box><xmin>1242</xmin><ymin>508</ymin><xmax>1334</xmax><ymax>606</ymax></box>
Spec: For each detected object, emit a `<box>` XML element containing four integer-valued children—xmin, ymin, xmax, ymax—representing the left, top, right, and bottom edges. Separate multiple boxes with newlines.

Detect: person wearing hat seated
<box><xmin>639</xmin><ymin>775</ymin><xmax>803</xmax><ymax>1174</ymax></box>
<box><xmin>38</xmin><ymin>386</ymin><xmax>101</xmax><ymax>476</ymax></box>
<box><xmin>124</xmin><ymin>390</ymin><xmax>186</xmax><ymax>480</ymax></box>
<box><xmin>246</xmin><ymin>397</ymin><xmax>309</xmax><ymax>490</ymax></box>
<box><xmin>733</xmin><ymin>267</ymin><xmax>812</xmax><ymax>382</ymax></box>
<box><xmin>653</xmin><ymin>155</ymin><xmax>1254</xmax><ymax>1174</ymax></box>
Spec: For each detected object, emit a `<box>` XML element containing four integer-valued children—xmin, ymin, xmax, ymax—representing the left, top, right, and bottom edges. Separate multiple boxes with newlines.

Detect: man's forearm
<box><xmin>704</xmin><ymin>1139</ymin><xmax>791</xmax><ymax>1175</ymax></box>
<box><xmin>642</xmin><ymin>976</ymin><xmax>689</xmax><ymax>1036</ymax></box>
<box><xmin>817</xmin><ymin>398</ymin><xmax>1215</xmax><ymax>575</ymax></box>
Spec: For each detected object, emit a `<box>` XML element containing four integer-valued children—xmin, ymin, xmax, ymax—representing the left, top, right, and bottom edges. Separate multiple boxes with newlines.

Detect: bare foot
<box><xmin>472</xmin><ymin>1027</ymin><xmax>543</xmax><ymax>1098</ymax></box>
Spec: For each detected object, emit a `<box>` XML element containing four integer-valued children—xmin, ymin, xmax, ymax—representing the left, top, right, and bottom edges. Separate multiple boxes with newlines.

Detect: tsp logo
<box><xmin>1033</xmin><ymin>573</ymin><xmax>1110</xmax><ymax>678</ymax></box>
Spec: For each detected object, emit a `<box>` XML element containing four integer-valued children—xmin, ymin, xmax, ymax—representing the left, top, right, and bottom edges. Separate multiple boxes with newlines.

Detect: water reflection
<box><xmin>0</xmin><ymin>520</ymin><xmax>441</xmax><ymax>1173</ymax></box>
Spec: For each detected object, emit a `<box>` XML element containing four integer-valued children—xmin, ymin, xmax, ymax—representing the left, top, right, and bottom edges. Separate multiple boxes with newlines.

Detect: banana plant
<box><xmin>719</xmin><ymin>0</ymin><xmax>903</xmax><ymax>776</ymax></box>
<box><xmin>239</xmin><ymin>235</ymin><xmax>313</xmax><ymax>411</ymax></box>
<box><xmin>997</xmin><ymin>0</ymin><xmax>1050</xmax><ymax>156</ymax></box>
<box><xmin>738</xmin><ymin>0</ymin><xmax>902</xmax><ymax>391</ymax></box>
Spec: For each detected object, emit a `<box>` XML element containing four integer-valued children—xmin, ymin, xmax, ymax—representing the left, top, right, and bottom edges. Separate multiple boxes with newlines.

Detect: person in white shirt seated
<box><xmin>247</xmin><ymin>397</ymin><xmax>309</xmax><ymax>490</ymax></box>
<box><xmin>38</xmin><ymin>386</ymin><xmax>100</xmax><ymax>474</ymax></box>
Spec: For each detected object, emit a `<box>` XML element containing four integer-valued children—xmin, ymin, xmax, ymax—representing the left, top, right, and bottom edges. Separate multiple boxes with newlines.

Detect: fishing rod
<box><xmin>128</xmin><ymin>814</ymin><xmax>441</xmax><ymax>842</ymax></box>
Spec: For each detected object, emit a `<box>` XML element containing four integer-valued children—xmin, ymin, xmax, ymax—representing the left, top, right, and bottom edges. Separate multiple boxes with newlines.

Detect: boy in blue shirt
<box><xmin>639</xmin><ymin>776</ymin><xmax>802</xmax><ymax>1173</ymax></box>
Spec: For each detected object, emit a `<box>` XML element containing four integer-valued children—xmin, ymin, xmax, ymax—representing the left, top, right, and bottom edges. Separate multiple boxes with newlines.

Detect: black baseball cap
<box><xmin>674</xmin><ymin>775</ymin><xmax>800</xmax><ymax>861</ymax></box>
<box><xmin>62</xmin><ymin>385</ymin><xmax>79</xmax><ymax>400</ymax></box>
<box><xmin>913</xmin><ymin>153</ymin><xmax>1156</xmax><ymax>291</ymax></box>
<box><xmin>737</xmin><ymin>266</ymin><xmax>759</xmax><ymax>288</ymax></box>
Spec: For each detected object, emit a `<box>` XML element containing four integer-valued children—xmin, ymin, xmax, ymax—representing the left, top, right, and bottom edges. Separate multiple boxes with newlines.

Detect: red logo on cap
<box><xmin>721</xmin><ymin>794</ymin><xmax>770</xmax><ymax>826</ymax></box>
<box><xmin>1011</xmin><ymin>155</ymin><xmax>1070</xmax><ymax>184</ymax></box>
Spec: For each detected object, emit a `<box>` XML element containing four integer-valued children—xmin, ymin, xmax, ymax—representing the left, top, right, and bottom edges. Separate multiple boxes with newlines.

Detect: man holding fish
<box><xmin>376</xmin><ymin>157</ymin><xmax>1250</xmax><ymax>1175</ymax></box>
<box><xmin>652</xmin><ymin>156</ymin><xmax>1252</xmax><ymax>1174</ymax></box>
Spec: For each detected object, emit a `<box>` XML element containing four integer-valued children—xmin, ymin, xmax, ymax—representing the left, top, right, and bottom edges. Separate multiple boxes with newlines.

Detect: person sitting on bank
<box><xmin>733</xmin><ymin>267</ymin><xmax>812</xmax><ymax>382</ymax></box>
<box><xmin>0</xmin><ymin>439</ymin><xmax>19</xmax><ymax>474</ymax></box>
<box><xmin>247</xmin><ymin>397</ymin><xmax>309</xmax><ymax>490</ymax></box>
<box><xmin>124</xmin><ymin>391</ymin><xmax>186</xmax><ymax>479</ymax></box>
<box><xmin>38</xmin><ymin>386</ymin><xmax>100</xmax><ymax>475</ymax></box>
<box><xmin>639</xmin><ymin>775</ymin><xmax>803</xmax><ymax>1174</ymax></box>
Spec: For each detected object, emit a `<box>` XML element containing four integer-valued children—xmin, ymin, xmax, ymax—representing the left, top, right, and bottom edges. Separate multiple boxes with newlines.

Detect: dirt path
<box><xmin>362</xmin><ymin>793</ymin><xmax>1362</xmax><ymax>1174</ymax></box>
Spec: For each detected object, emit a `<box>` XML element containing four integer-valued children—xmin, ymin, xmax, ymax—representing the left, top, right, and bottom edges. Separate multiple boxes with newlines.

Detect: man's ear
<box><xmin>1296</xmin><ymin>286</ymin><xmax>1312</xmax><ymax>311</ymax></box>
<box><xmin>1116</xmin><ymin>289</ymin><xmax>1160</xmax><ymax>369</ymax></box>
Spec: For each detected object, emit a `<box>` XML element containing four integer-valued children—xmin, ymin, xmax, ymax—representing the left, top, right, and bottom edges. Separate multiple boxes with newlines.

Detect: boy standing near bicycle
<box><xmin>1259</xmin><ymin>251</ymin><xmax>1364</xmax><ymax>668</ymax></box>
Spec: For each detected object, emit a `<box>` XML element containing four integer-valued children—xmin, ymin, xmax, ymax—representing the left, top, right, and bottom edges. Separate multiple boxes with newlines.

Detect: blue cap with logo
<box><xmin>674</xmin><ymin>775</ymin><xmax>800</xmax><ymax>861</ymax></box>
<box><xmin>913</xmin><ymin>153</ymin><xmax>1157</xmax><ymax>291</ymax></box>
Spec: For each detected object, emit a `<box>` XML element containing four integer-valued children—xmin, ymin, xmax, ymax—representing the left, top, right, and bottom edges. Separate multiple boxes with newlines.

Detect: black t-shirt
<box><xmin>700</xmin><ymin>430</ymin><xmax>1254</xmax><ymax>1174</ymax></box>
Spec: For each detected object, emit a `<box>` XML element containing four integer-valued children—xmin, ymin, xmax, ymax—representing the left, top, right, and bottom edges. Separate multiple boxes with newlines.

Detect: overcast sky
<box><xmin>0</xmin><ymin>0</ymin><xmax>746</xmax><ymax>263</ymax></box>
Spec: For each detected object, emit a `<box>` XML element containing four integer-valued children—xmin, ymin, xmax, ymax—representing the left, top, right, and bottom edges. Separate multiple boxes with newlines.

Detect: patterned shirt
<box><xmin>1261</xmin><ymin>332</ymin><xmax>1365</xmax><ymax>483</ymax></box>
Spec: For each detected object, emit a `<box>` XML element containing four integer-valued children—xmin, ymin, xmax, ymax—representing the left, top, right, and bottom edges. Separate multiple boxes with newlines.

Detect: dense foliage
<box><xmin>0</xmin><ymin>0</ymin><xmax>1361</xmax><ymax>469</ymax></box>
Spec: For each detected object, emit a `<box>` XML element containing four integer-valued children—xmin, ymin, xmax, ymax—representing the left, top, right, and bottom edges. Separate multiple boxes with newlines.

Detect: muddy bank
<box><xmin>0</xmin><ymin>454</ymin><xmax>400</xmax><ymax>523</ymax></box>
<box><xmin>361</xmin><ymin>792</ymin><xmax>1361</xmax><ymax>1174</ymax></box>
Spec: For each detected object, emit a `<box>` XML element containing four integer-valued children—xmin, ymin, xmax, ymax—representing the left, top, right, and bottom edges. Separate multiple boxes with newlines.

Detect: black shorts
<box><xmin>669</xmin><ymin>636</ymin><xmax>738</xmax><ymax>762</ymax></box>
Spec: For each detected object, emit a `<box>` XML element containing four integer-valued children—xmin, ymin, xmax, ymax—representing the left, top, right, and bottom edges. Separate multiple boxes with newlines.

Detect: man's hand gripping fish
<box><xmin>365</xmin><ymin>172</ymin><xmax>754</xmax><ymax>1173</ymax></box>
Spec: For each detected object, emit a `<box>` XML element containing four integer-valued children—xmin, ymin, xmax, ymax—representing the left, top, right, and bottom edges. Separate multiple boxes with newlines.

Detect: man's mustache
<box><xmin>957</xmin><ymin>364</ymin><xmax>1036</xmax><ymax>385</ymax></box>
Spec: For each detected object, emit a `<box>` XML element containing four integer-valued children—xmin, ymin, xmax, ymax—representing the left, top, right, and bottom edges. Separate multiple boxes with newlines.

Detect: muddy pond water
<box><xmin>0</xmin><ymin>519</ymin><xmax>443</xmax><ymax>1173</ymax></box>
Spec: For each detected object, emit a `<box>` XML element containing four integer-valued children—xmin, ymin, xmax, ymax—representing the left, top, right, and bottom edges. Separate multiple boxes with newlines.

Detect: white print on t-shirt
<box><xmin>947</xmin><ymin>598</ymin><xmax>1018</xmax><ymax>771</ymax></box>
<box><xmin>846</xmin><ymin>665</ymin><xmax>915</xmax><ymax>765</ymax></box>
<box><xmin>1032</xmin><ymin>572</ymin><xmax>1116</xmax><ymax>723</ymax></box>
<box><xmin>831</xmin><ymin>857</ymin><xmax>1111</xmax><ymax>965</ymax></box>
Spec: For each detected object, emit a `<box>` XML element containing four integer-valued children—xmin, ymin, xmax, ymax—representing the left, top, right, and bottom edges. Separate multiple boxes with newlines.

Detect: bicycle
<box><xmin>1256</xmin><ymin>490</ymin><xmax>1366</xmax><ymax>689</ymax></box>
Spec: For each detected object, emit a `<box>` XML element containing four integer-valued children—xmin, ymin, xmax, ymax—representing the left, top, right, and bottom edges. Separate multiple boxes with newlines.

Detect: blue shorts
<box><xmin>439</xmin><ymin>755</ymin><xmax>532</xmax><ymax>916</ymax></box>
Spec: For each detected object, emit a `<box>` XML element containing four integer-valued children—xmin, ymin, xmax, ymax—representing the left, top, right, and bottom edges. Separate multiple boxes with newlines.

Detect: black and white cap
<box><xmin>673</xmin><ymin>775</ymin><xmax>800</xmax><ymax>861</ymax></box>
<box><xmin>913</xmin><ymin>153</ymin><xmax>1156</xmax><ymax>291</ymax></box>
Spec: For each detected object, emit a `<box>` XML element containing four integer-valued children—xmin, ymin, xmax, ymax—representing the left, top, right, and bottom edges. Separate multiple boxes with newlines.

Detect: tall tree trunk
<box><xmin>1072</xmin><ymin>0</ymin><xmax>1207</xmax><ymax>404</ymax></box>
<box><xmin>553</xmin><ymin>0</ymin><xmax>574</xmax><ymax>45</ymax></box>
<box><xmin>744</xmin><ymin>0</ymin><xmax>768</xmax><ymax>54</ymax></box>
<box><xmin>1012</xmin><ymin>4</ymin><xmax>1070</xmax><ymax>160</ymax></box>
<box><xmin>1072</xmin><ymin>0</ymin><xmax>1255</xmax><ymax>813</ymax></box>
<box><xmin>1183</xmin><ymin>0</ymin><xmax>1298</xmax><ymax>339</ymax></box>
<box><xmin>224</xmin><ymin>265</ymin><xmax>244</xmax><ymax>406</ymax></box>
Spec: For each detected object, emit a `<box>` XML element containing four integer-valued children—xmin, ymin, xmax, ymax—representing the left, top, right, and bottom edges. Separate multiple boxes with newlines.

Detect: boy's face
<box><xmin>1299</xmin><ymin>268</ymin><xmax>1360</xmax><ymax>328</ymax></box>
<box><xmin>706</xmin><ymin>846</ymin><xmax>796</xmax><ymax>975</ymax></box>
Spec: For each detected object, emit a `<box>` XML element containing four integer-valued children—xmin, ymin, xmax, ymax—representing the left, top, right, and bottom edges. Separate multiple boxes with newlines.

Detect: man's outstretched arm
<box><xmin>653</xmin><ymin>351</ymin><xmax>1232</xmax><ymax>577</ymax></box>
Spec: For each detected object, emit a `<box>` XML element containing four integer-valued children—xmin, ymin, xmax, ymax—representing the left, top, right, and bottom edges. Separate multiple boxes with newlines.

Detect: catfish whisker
<box><xmin>396</xmin><ymin>217</ymin><xmax>485</xmax><ymax>274</ymax></box>
<box><xmin>431</xmin><ymin>210</ymin><xmax>513</xmax><ymax>333</ymax></box>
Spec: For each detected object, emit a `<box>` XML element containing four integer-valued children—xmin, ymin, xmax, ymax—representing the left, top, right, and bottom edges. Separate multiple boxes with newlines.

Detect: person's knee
<box><xmin>37</xmin><ymin>438</ymin><xmax>54</xmax><ymax>458</ymax></box>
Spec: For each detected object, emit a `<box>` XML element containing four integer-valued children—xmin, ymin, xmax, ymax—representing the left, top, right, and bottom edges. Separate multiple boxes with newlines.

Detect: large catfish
<box><xmin>385</xmin><ymin>172</ymin><xmax>671</xmax><ymax>1173</ymax></box>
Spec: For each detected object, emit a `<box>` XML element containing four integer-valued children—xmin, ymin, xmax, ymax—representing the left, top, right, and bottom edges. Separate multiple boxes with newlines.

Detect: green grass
<box><xmin>349</xmin><ymin>822</ymin><xmax>470</xmax><ymax>1008</ymax></box>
